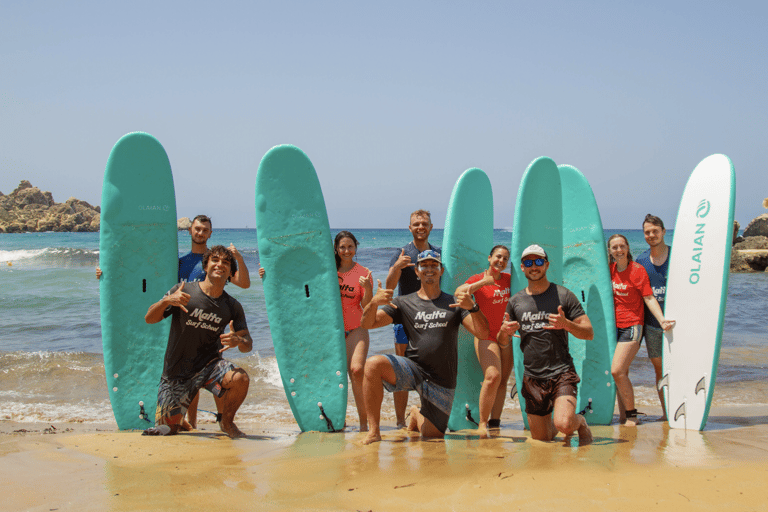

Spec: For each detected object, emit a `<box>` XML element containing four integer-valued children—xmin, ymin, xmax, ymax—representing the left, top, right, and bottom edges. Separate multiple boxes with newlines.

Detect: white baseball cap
<box><xmin>520</xmin><ymin>244</ymin><xmax>548</xmax><ymax>261</ymax></box>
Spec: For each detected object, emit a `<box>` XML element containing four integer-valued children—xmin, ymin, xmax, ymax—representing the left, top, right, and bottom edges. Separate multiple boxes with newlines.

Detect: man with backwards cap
<box><xmin>498</xmin><ymin>244</ymin><xmax>594</xmax><ymax>444</ymax></box>
<box><xmin>360</xmin><ymin>250</ymin><xmax>489</xmax><ymax>445</ymax></box>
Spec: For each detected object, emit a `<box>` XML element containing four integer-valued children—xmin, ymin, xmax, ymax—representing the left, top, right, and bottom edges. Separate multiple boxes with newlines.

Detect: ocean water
<box><xmin>1</xmin><ymin>228</ymin><xmax>766</xmax><ymax>426</ymax></box>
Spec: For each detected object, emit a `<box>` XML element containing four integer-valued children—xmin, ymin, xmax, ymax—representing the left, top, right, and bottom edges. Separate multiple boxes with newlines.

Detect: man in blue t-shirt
<box><xmin>635</xmin><ymin>214</ymin><xmax>670</xmax><ymax>421</ymax></box>
<box><xmin>385</xmin><ymin>209</ymin><xmax>440</xmax><ymax>428</ymax></box>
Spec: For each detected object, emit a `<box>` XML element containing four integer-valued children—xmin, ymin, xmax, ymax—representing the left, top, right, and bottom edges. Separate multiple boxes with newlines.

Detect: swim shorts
<box><xmin>393</xmin><ymin>323</ymin><xmax>409</xmax><ymax>345</ymax></box>
<box><xmin>617</xmin><ymin>324</ymin><xmax>643</xmax><ymax>343</ymax></box>
<box><xmin>382</xmin><ymin>354</ymin><xmax>454</xmax><ymax>433</ymax></box>
<box><xmin>155</xmin><ymin>359</ymin><xmax>236</xmax><ymax>426</ymax></box>
<box><xmin>642</xmin><ymin>325</ymin><xmax>663</xmax><ymax>359</ymax></box>
<box><xmin>521</xmin><ymin>369</ymin><xmax>580</xmax><ymax>417</ymax></box>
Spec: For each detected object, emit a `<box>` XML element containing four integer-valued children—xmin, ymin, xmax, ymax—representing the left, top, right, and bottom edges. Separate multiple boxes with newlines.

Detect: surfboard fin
<box><xmin>657</xmin><ymin>374</ymin><xmax>669</xmax><ymax>392</ymax></box>
<box><xmin>674</xmin><ymin>402</ymin><xmax>686</xmax><ymax>422</ymax></box>
<box><xmin>695</xmin><ymin>376</ymin><xmax>706</xmax><ymax>395</ymax></box>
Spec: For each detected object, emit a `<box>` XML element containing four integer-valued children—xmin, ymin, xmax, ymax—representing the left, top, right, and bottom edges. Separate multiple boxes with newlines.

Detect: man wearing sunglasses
<box><xmin>498</xmin><ymin>244</ymin><xmax>594</xmax><ymax>444</ymax></box>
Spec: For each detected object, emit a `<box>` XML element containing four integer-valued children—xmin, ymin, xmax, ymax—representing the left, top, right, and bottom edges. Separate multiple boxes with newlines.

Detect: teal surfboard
<box><xmin>510</xmin><ymin>157</ymin><xmax>616</xmax><ymax>428</ymax></box>
<box><xmin>100</xmin><ymin>132</ymin><xmax>178</xmax><ymax>430</ymax></box>
<box><xmin>442</xmin><ymin>168</ymin><xmax>494</xmax><ymax>432</ymax></box>
<box><xmin>659</xmin><ymin>154</ymin><xmax>735</xmax><ymax>430</ymax></box>
<box><xmin>559</xmin><ymin>164</ymin><xmax>616</xmax><ymax>426</ymax></box>
<box><xmin>255</xmin><ymin>145</ymin><xmax>347</xmax><ymax>432</ymax></box>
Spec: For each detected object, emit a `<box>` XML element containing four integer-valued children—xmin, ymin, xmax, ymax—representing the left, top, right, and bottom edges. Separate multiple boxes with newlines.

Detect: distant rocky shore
<box><xmin>0</xmin><ymin>181</ymin><xmax>100</xmax><ymax>233</ymax></box>
<box><xmin>2</xmin><ymin>180</ymin><xmax>767</xmax><ymax>273</ymax></box>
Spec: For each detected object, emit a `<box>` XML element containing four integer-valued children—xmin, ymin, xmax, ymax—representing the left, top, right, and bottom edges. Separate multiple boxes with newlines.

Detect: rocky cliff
<box><xmin>0</xmin><ymin>181</ymin><xmax>100</xmax><ymax>233</ymax></box>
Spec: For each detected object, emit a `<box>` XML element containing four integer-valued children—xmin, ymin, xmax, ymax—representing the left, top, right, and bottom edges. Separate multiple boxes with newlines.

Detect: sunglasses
<box><xmin>522</xmin><ymin>258</ymin><xmax>547</xmax><ymax>267</ymax></box>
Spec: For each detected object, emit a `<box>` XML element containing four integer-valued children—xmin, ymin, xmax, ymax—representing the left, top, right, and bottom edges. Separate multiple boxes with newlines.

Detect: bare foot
<box><xmin>577</xmin><ymin>415</ymin><xmax>593</xmax><ymax>445</ymax></box>
<box><xmin>359</xmin><ymin>423</ymin><xmax>369</xmax><ymax>433</ymax></box>
<box><xmin>362</xmin><ymin>430</ymin><xmax>382</xmax><ymax>445</ymax></box>
<box><xmin>396</xmin><ymin>421</ymin><xmax>407</xmax><ymax>429</ymax></box>
<box><xmin>219</xmin><ymin>420</ymin><xmax>246</xmax><ymax>438</ymax></box>
<box><xmin>407</xmin><ymin>406</ymin><xmax>420</xmax><ymax>432</ymax></box>
<box><xmin>180</xmin><ymin>419</ymin><xmax>194</xmax><ymax>432</ymax></box>
<box><xmin>624</xmin><ymin>417</ymin><xmax>638</xmax><ymax>427</ymax></box>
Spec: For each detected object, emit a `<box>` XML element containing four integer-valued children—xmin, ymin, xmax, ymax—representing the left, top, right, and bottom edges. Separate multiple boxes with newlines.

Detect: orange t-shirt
<box><xmin>464</xmin><ymin>272</ymin><xmax>512</xmax><ymax>340</ymax></box>
<box><xmin>338</xmin><ymin>263</ymin><xmax>371</xmax><ymax>331</ymax></box>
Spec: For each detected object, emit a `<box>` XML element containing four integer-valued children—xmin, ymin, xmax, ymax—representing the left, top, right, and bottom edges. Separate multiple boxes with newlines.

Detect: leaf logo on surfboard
<box><xmin>696</xmin><ymin>199</ymin><xmax>710</xmax><ymax>218</ymax></box>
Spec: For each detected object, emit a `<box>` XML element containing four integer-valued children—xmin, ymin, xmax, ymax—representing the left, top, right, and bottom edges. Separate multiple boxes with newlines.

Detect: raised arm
<box><xmin>454</xmin><ymin>271</ymin><xmax>494</xmax><ymax>297</ymax></box>
<box><xmin>544</xmin><ymin>307</ymin><xmax>594</xmax><ymax>340</ymax></box>
<box><xmin>361</xmin><ymin>280</ymin><xmax>396</xmax><ymax>330</ymax></box>
<box><xmin>385</xmin><ymin>249</ymin><xmax>413</xmax><ymax>290</ymax></box>
<box><xmin>453</xmin><ymin>288</ymin><xmax>490</xmax><ymax>340</ymax></box>
<box><xmin>229</xmin><ymin>244</ymin><xmax>251</xmax><ymax>289</ymax></box>
<box><xmin>145</xmin><ymin>283</ymin><xmax>189</xmax><ymax>324</ymax></box>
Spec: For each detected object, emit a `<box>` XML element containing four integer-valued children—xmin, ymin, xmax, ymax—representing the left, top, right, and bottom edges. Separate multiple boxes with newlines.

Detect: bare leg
<box><xmin>362</xmin><ymin>355</ymin><xmax>397</xmax><ymax>445</ymax></box>
<box><xmin>553</xmin><ymin>394</ymin><xmax>592</xmax><ymax>445</ymax></box>
<box><xmin>346</xmin><ymin>328</ymin><xmax>370</xmax><ymax>431</ymax></box>
<box><xmin>612</xmin><ymin>340</ymin><xmax>642</xmax><ymax>427</ymax></box>
<box><xmin>409</xmin><ymin>405</ymin><xmax>444</xmax><ymax>439</ymax></box>
<box><xmin>527</xmin><ymin>413</ymin><xmax>558</xmax><ymax>441</ymax></box>
<box><xmin>650</xmin><ymin>356</ymin><xmax>667</xmax><ymax>421</ymax></box>
<box><xmin>491</xmin><ymin>342</ymin><xmax>513</xmax><ymax>423</ymax></box>
<box><xmin>184</xmin><ymin>390</ymin><xmax>201</xmax><ymax>430</ymax></box>
<box><xmin>217</xmin><ymin>368</ymin><xmax>249</xmax><ymax>438</ymax></box>
<box><xmin>475</xmin><ymin>338</ymin><xmax>502</xmax><ymax>431</ymax></box>
<box><xmin>393</xmin><ymin>343</ymin><xmax>408</xmax><ymax>428</ymax></box>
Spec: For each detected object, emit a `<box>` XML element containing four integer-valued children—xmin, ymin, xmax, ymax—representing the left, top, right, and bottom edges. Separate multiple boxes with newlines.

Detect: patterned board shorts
<box><xmin>155</xmin><ymin>359</ymin><xmax>236</xmax><ymax>426</ymax></box>
<box><xmin>383</xmin><ymin>354</ymin><xmax>454</xmax><ymax>433</ymax></box>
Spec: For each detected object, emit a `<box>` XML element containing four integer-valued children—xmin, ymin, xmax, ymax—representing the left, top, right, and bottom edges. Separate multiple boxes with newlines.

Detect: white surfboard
<box><xmin>659</xmin><ymin>154</ymin><xmax>735</xmax><ymax>430</ymax></box>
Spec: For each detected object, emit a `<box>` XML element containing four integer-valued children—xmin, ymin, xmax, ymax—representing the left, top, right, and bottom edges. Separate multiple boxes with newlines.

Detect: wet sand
<box><xmin>2</xmin><ymin>404</ymin><xmax>767</xmax><ymax>512</ymax></box>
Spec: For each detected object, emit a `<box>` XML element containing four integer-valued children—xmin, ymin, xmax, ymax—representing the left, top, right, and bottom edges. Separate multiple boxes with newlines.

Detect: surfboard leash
<box><xmin>577</xmin><ymin>398</ymin><xmax>593</xmax><ymax>417</ymax></box>
<box><xmin>317</xmin><ymin>403</ymin><xmax>339</xmax><ymax>432</ymax></box>
<box><xmin>465</xmin><ymin>404</ymin><xmax>479</xmax><ymax>426</ymax></box>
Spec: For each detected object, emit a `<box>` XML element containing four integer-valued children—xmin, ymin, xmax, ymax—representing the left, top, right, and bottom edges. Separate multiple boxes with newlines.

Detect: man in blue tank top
<box><xmin>635</xmin><ymin>214</ymin><xmax>670</xmax><ymax>421</ymax></box>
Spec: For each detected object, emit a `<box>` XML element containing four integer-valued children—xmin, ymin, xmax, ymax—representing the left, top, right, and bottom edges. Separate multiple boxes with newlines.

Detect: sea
<box><xmin>1</xmin><ymin>228</ymin><xmax>767</xmax><ymax>428</ymax></box>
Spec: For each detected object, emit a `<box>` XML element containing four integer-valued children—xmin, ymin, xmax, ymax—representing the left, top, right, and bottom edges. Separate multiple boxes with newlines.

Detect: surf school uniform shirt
<box><xmin>381</xmin><ymin>292</ymin><xmax>469</xmax><ymax>389</ymax></box>
<box><xmin>339</xmin><ymin>263</ymin><xmax>371</xmax><ymax>331</ymax></box>
<box><xmin>636</xmin><ymin>248</ymin><xmax>671</xmax><ymax>329</ymax></box>
<box><xmin>505</xmin><ymin>283</ymin><xmax>585</xmax><ymax>379</ymax></box>
<box><xmin>161</xmin><ymin>282</ymin><xmax>248</xmax><ymax>381</ymax></box>
<box><xmin>178</xmin><ymin>251</ymin><xmax>206</xmax><ymax>283</ymax></box>
<box><xmin>610</xmin><ymin>261</ymin><xmax>653</xmax><ymax>328</ymax></box>
<box><xmin>465</xmin><ymin>272</ymin><xmax>511</xmax><ymax>340</ymax></box>
<box><xmin>389</xmin><ymin>242</ymin><xmax>441</xmax><ymax>296</ymax></box>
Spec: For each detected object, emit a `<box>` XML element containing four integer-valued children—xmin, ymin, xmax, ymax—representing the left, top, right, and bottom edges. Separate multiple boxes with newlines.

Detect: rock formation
<box><xmin>730</xmin><ymin>199</ymin><xmax>768</xmax><ymax>272</ymax></box>
<box><xmin>0</xmin><ymin>181</ymin><xmax>100</xmax><ymax>233</ymax></box>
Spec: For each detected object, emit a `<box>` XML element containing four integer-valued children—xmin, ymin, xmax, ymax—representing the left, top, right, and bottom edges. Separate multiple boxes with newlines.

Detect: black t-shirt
<box><xmin>389</xmin><ymin>241</ymin><xmax>441</xmax><ymax>297</ymax></box>
<box><xmin>161</xmin><ymin>282</ymin><xmax>248</xmax><ymax>380</ymax></box>
<box><xmin>382</xmin><ymin>291</ymin><xmax>469</xmax><ymax>389</ymax></box>
<box><xmin>505</xmin><ymin>283</ymin><xmax>585</xmax><ymax>379</ymax></box>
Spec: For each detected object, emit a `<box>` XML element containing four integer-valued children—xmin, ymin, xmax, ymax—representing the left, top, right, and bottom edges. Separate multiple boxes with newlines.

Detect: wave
<box><xmin>0</xmin><ymin>247</ymin><xmax>99</xmax><ymax>265</ymax></box>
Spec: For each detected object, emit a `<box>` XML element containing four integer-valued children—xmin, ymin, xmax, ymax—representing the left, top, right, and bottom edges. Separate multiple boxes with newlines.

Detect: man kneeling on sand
<box><xmin>498</xmin><ymin>245</ymin><xmax>593</xmax><ymax>444</ymax></box>
<box><xmin>143</xmin><ymin>245</ymin><xmax>252</xmax><ymax>438</ymax></box>
<box><xmin>360</xmin><ymin>250</ymin><xmax>489</xmax><ymax>445</ymax></box>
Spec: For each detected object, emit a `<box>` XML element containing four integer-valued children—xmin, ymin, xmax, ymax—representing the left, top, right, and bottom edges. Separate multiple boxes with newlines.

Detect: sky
<box><xmin>1</xmin><ymin>1</ymin><xmax>766</xmax><ymax>230</ymax></box>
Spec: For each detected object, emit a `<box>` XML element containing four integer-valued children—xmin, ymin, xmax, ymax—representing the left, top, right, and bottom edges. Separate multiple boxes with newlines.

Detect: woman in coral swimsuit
<box><xmin>334</xmin><ymin>231</ymin><xmax>373</xmax><ymax>431</ymax></box>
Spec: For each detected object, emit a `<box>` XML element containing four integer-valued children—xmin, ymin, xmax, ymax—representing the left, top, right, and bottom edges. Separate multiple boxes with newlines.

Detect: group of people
<box><xmin>108</xmin><ymin>209</ymin><xmax>674</xmax><ymax>444</ymax></box>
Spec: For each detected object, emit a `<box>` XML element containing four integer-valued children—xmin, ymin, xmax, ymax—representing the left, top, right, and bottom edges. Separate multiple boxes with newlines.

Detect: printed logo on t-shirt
<box><xmin>413</xmin><ymin>310</ymin><xmax>448</xmax><ymax>329</ymax></box>
<box><xmin>519</xmin><ymin>310</ymin><xmax>550</xmax><ymax>331</ymax></box>
<box><xmin>186</xmin><ymin>308</ymin><xmax>224</xmax><ymax>332</ymax></box>
<box><xmin>340</xmin><ymin>283</ymin><xmax>356</xmax><ymax>300</ymax></box>
<box><xmin>492</xmin><ymin>287</ymin><xmax>510</xmax><ymax>304</ymax></box>
<box><xmin>612</xmin><ymin>281</ymin><xmax>629</xmax><ymax>297</ymax></box>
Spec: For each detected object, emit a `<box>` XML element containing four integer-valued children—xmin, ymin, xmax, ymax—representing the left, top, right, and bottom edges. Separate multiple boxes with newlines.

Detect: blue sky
<box><xmin>1</xmin><ymin>1</ymin><xmax>765</xmax><ymax>229</ymax></box>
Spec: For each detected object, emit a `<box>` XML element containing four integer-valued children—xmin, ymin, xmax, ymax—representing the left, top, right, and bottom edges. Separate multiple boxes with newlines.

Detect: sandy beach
<box><xmin>3</xmin><ymin>404</ymin><xmax>767</xmax><ymax>512</ymax></box>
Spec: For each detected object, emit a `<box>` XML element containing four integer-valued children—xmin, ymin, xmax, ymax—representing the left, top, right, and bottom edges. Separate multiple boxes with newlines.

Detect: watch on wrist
<box><xmin>468</xmin><ymin>302</ymin><xmax>480</xmax><ymax>313</ymax></box>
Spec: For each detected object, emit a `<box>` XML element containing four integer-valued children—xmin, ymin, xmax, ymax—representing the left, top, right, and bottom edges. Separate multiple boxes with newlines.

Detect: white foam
<box><xmin>0</xmin><ymin>248</ymin><xmax>47</xmax><ymax>263</ymax></box>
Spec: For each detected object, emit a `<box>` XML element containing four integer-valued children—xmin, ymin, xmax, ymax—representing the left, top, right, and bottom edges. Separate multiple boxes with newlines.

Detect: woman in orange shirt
<box><xmin>608</xmin><ymin>234</ymin><xmax>674</xmax><ymax>426</ymax></box>
<box><xmin>335</xmin><ymin>231</ymin><xmax>373</xmax><ymax>431</ymax></box>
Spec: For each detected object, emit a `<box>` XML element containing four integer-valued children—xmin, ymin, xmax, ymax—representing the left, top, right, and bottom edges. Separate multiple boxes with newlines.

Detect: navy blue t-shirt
<box><xmin>178</xmin><ymin>251</ymin><xmax>206</xmax><ymax>283</ymax></box>
<box><xmin>389</xmin><ymin>242</ymin><xmax>441</xmax><ymax>297</ymax></box>
<box><xmin>635</xmin><ymin>247</ymin><xmax>671</xmax><ymax>329</ymax></box>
